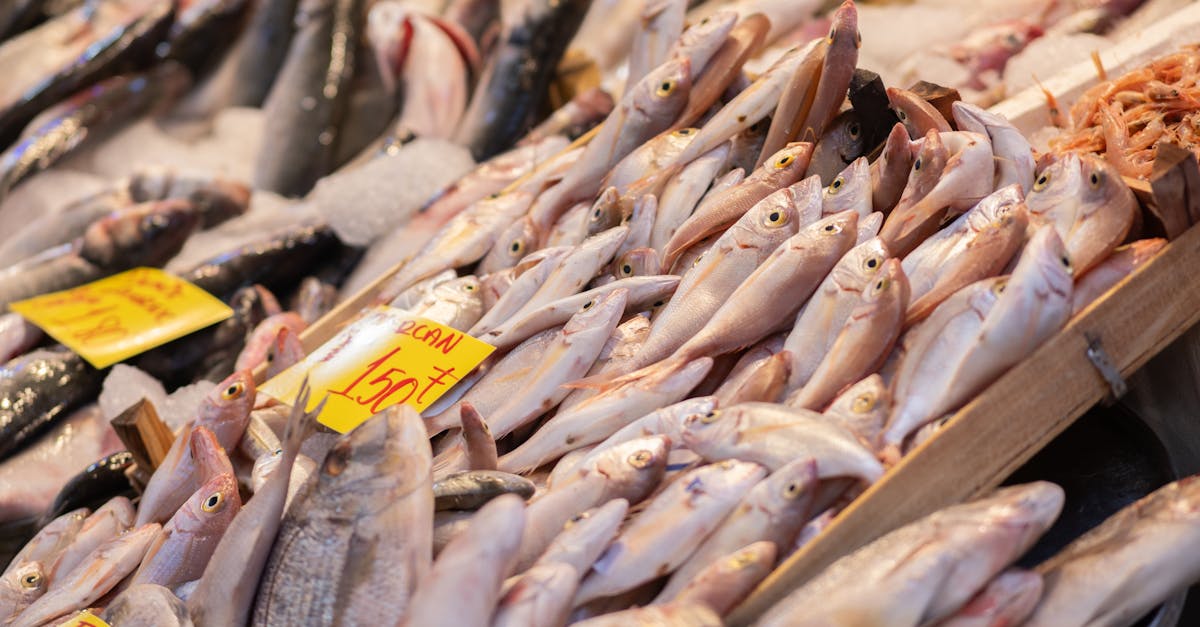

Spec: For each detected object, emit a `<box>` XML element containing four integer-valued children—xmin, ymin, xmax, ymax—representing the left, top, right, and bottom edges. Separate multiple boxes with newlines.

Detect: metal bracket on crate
<box><xmin>1085</xmin><ymin>333</ymin><xmax>1127</xmax><ymax>402</ymax></box>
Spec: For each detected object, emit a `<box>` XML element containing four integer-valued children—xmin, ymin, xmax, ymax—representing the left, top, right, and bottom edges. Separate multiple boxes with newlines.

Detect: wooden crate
<box><xmin>728</xmin><ymin>5</ymin><xmax>1200</xmax><ymax>624</ymax></box>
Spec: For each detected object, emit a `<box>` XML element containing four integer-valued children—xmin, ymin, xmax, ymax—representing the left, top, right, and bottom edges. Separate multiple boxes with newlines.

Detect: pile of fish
<box><xmin>0</xmin><ymin>0</ymin><xmax>1198</xmax><ymax>624</ymax></box>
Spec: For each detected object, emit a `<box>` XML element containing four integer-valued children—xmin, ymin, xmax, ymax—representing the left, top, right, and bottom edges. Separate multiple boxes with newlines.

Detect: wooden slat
<box><xmin>728</xmin><ymin>218</ymin><xmax>1200</xmax><ymax>624</ymax></box>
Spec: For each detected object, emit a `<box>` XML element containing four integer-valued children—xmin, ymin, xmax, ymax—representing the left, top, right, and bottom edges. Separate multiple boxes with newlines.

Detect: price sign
<box><xmin>261</xmin><ymin>306</ymin><xmax>495</xmax><ymax>433</ymax></box>
<box><xmin>10</xmin><ymin>267</ymin><xmax>233</xmax><ymax>369</ymax></box>
<box><xmin>57</xmin><ymin>611</ymin><xmax>111</xmax><ymax>627</ymax></box>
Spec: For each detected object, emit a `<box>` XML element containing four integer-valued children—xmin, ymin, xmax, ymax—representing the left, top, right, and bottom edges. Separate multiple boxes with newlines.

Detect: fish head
<box><xmin>858</xmin><ymin>212</ymin><xmax>884</xmax><ymax>242</ymax></box>
<box><xmin>679</xmin><ymin>403</ymin><xmax>745</xmax><ymax>451</ymax></box>
<box><xmin>431</xmin><ymin>275</ymin><xmax>483</xmax><ymax>306</ymax></box>
<box><xmin>482</xmin><ymin>217</ymin><xmax>538</xmax><ymax>273</ymax></box>
<box><xmin>614</xmin><ymin>248</ymin><xmax>660</xmax><ymax>279</ymax></box>
<box><xmin>187</xmin><ymin>426</ymin><xmax>231</xmax><ymax>482</ymax></box>
<box><xmin>968</xmin><ymin>185</ymin><xmax>1027</xmax><ymax>230</ymax></box>
<box><xmin>0</xmin><ymin>561</ymin><xmax>47</xmax><ymax>610</ymax></box>
<box><xmin>587</xmin><ymin>188</ymin><xmax>623</xmax><ymax>236</ymax></box>
<box><xmin>822</xmin><ymin>156</ymin><xmax>872</xmax><ymax>215</ymax></box>
<box><xmin>267</xmin><ymin>327</ymin><xmax>306</xmax><ymax>378</ymax></box>
<box><xmin>82</xmin><ymin>199</ymin><xmax>200</xmax><ymax>269</ymax></box>
<box><xmin>196</xmin><ymin>370</ymin><xmax>256</xmax><ymax>445</ymax></box>
<box><xmin>756</xmin><ymin>142</ymin><xmax>815</xmax><ymax>188</ymax></box>
<box><xmin>827</xmin><ymin>374</ymin><xmax>892</xmax><ymax>422</ymax></box>
<box><xmin>762</xmin><ymin>457</ymin><xmax>820</xmax><ymax>516</ymax></box>
<box><xmin>565</xmin><ymin>289</ymin><xmax>628</xmax><ymax>337</ymax></box>
<box><xmin>168</xmin><ymin>472</ymin><xmax>240</xmax><ymax>536</ymax></box>
<box><xmin>1026</xmin><ymin>152</ymin><xmax>1083</xmax><ymax>219</ymax></box>
<box><xmin>1010</xmin><ymin>225</ymin><xmax>1074</xmax><ymax>298</ymax></box>
<box><xmin>805</xmin><ymin>210</ymin><xmax>860</xmax><ymax>257</ymax></box>
<box><xmin>827</xmin><ymin>0</ymin><xmax>861</xmax><ymax>50</ymax></box>
<box><xmin>738</xmin><ymin>184</ymin><xmax>808</xmax><ymax>243</ymax></box>
<box><xmin>560</xmin><ymin>498</ymin><xmax>629</xmax><ymax>540</ymax></box>
<box><xmin>319</xmin><ymin>405</ymin><xmax>427</xmax><ymax>496</ymax></box>
<box><xmin>635</xmin><ymin>56</ymin><xmax>693</xmax><ymax>124</ymax></box>
<box><xmin>703</xmin><ymin>459</ymin><xmax>769</xmax><ymax>497</ymax></box>
<box><xmin>593</xmin><ymin>435</ymin><xmax>670</xmax><ymax>503</ymax></box>
<box><xmin>978</xmin><ymin>481</ymin><xmax>1065</xmax><ymax>547</ymax></box>
<box><xmin>1076</xmin><ymin>153</ymin><xmax>1137</xmax><ymax>218</ymax></box>
<box><xmin>862</xmin><ymin>258</ymin><xmax>910</xmax><ymax>310</ymax></box>
<box><xmin>679</xmin><ymin>9</ymin><xmax>738</xmax><ymax>57</ymax></box>
<box><xmin>908</xmin><ymin>130</ymin><xmax>949</xmax><ymax>187</ymax></box>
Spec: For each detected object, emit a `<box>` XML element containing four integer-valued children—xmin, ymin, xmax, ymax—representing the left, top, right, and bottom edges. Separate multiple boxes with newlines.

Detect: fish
<box><xmin>808</xmin><ymin>112</ymin><xmax>868</xmax><ymax>184</ymax></box>
<box><xmin>12</xmin><ymin>523</ymin><xmax>161</xmax><ymax>627</ymax></box>
<box><xmin>650</xmin><ymin>143</ymin><xmax>731</xmax><ymax>254</ymax></box>
<box><xmin>481</xmin><ymin>217</ymin><xmax>540</xmax><ymax>275</ymax></box>
<box><xmin>47</xmin><ymin>497</ymin><xmax>134</xmax><ymax>582</ymax></box>
<box><xmin>614</xmin><ymin>196</ymin><xmax>657</xmax><ymax>259</ymax></box>
<box><xmin>518</xmin><ymin>87</ymin><xmax>614</xmax><ymax>147</ymax></box>
<box><xmin>821</xmin><ymin>156</ymin><xmax>872</xmax><ymax>218</ymax></box>
<box><xmin>224</xmin><ymin>0</ymin><xmax>301</xmax><ymax>106</ymax></box>
<box><xmin>952</xmin><ymin>101</ymin><xmax>1036</xmax><ymax>193</ymax></box>
<box><xmin>433</xmin><ymin>471</ymin><xmax>535</xmax><ymax>511</ymax></box>
<box><xmin>136</xmin><ymin>370</ymin><xmax>254</xmax><ymax>526</ymax></box>
<box><xmin>870</xmin><ymin>122</ymin><xmax>915</xmax><ymax>213</ymax></box>
<box><xmin>948</xmin><ymin>20</ymin><xmax>1043</xmax><ymax>90</ymax></box>
<box><xmin>290</xmin><ymin>276</ymin><xmax>338</xmax><ymax>324</ymax></box>
<box><xmin>681</xmin><ymin>402</ymin><xmax>884</xmax><ymax>483</ymax></box>
<box><xmin>479</xmin><ymin>275</ymin><xmax>680</xmax><ymax>349</ymax></box>
<box><xmin>129</xmin><ymin>473</ymin><xmax>241</xmax><ymax>588</ymax></box>
<box><xmin>396</xmin><ymin>275</ymin><xmax>485</xmax><ymax>331</ymax></box>
<box><xmin>0</xmin><ymin>509</ymin><xmax>88</xmax><ymax>622</ymax></box>
<box><xmin>254</xmin><ymin>0</ymin><xmax>363</xmax><ymax>197</ymax></box>
<box><xmin>556</xmin><ymin>314</ymin><xmax>653</xmax><ymax>414</ymax></box>
<box><xmin>180</xmin><ymin>224</ymin><xmax>343</xmax><ymax>301</ymax></box>
<box><xmin>103</xmin><ymin>584</ymin><xmax>192</xmax><ymax>627</ymax></box>
<box><xmin>504</xmin><ymin>226</ymin><xmax>630</xmax><ymax>321</ymax></box>
<box><xmin>0</xmin><ymin>313</ymin><xmax>41</xmax><ymax>362</ymax></box>
<box><xmin>669</xmin><ymin>541</ymin><xmax>777</xmax><ymax>617</ymax></box>
<box><xmin>497</xmin><ymin>357</ymin><xmax>712</xmax><ymax>474</ymax></box>
<box><xmin>0</xmin><ymin>0</ymin><xmax>174</xmax><ymax>150</ymax></box>
<box><xmin>939</xmin><ymin>569</ymin><xmax>1043</xmax><ymax>627</ymax></box>
<box><xmin>612</xmin><ymin>248</ymin><xmax>661</xmax><ymax>280</ymax></box>
<box><xmin>0</xmin><ymin>0</ymin><xmax>43</xmax><ymax>41</ymax></box>
<box><xmin>662</xmin><ymin>142</ymin><xmax>813</xmax><ymax>269</ymax></box>
<box><xmin>454</xmin><ymin>0</ymin><xmax>592</xmax><ymax>160</ymax></box>
<box><xmin>883</xmin><ymin>227</ymin><xmax>1074</xmax><ymax>458</ymax></box>
<box><xmin>572</xmin><ymin>460</ymin><xmax>766</xmax><ymax>605</ymax></box>
<box><xmin>820</xmin><ymin>374</ymin><xmax>891</xmax><ymax>452</ymax></box>
<box><xmin>672</xmin><ymin>12</ymin><xmax>769</xmax><ymax>130</ymax></box>
<box><xmin>390</xmin><ymin>13</ymin><xmax>471</xmax><ymax>141</ymax></box>
<box><xmin>533</xmin><ymin>498</ymin><xmax>628</xmax><ymax>575</ymax></box>
<box><xmin>888</xmin><ymin>87</ymin><xmax>953</xmax><ymax>139</ymax></box>
<box><xmin>459</xmin><ymin>402</ymin><xmax>497</xmax><ymax>471</ymax></box>
<box><xmin>1025</xmin><ymin>475</ymin><xmax>1200</xmax><ymax>626</ymax></box>
<box><xmin>797</xmin><ymin>0</ymin><xmax>860</xmax><ymax>141</ymax></box>
<box><xmin>492</xmin><ymin>562</ymin><xmax>578</xmax><ymax>627</ymax></box>
<box><xmin>37</xmin><ymin>451</ymin><xmax>136</xmax><ymax>532</ymax></box>
<box><xmin>665</xmin><ymin>9</ymin><xmax>738</xmax><ymax>84</ymax></box>
<box><xmin>0</xmin><ymin>199</ymin><xmax>199</xmax><ymax>310</ymax></box>
<box><xmin>252</xmin><ymin>404</ymin><xmax>433</xmax><ymax>624</ymax></box>
<box><xmin>514</xmin><ymin>436</ymin><xmax>669</xmax><ymax>572</ymax></box>
<box><xmin>1071</xmin><ymin>238</ymin><xmax>1166</xmax><ymax>315</ymax></box>
<box><xmin>756</xmin><ymin>482</ymin><xmax>1064</xmax><ymax>627</ymax></box>
<box><xmin>188</xmin><ymin>384</ymin><xmax>321</xmax><ymax>627</ymax></box>
<box><xmin>572</xmin><ymin>603</ymin><xmax>722</xmax><ymax>626</ymax></box>
<box><xmin>0</xmin><ymin>561</ymin><xmax>48</xmax><ymax>625</ymax></box>
<box><xmin>470</xmin><ymin>247</ymin><xmax>572</xmax><ymax>336</ymax></box>
<box><xmin>657</xmin><ymin>459</ymin><xmax>816</xmax><ymax>603</ymax></box>
<box><xmin>625</xmin><ymin>0</ymin><xmax>686</xmax><ymax>92</ymax></box>
<box><xmin>782</xmin><ymin>236</ymin><xmax>890</xmax><ymax>393</ymax></box>
<box><xmin>787</xmin><ymin>258</ymin><xmax>909</xmax><ymax>411</ymax></box>
<box><xmin>758</xmin><ymin>40</ymin><xmax>826</xmax><ymax>166</ymax></box>
<box><xmin>714</xmin><ymin>350</ymin><xmax>790</xmax><ymax>405</ymax></box>
<box><xmin>159</xmin><ymin>0</ymin><xmax>249</xmax><ymax>74</ymax></box>
<box><xmin>234</xmin><ymin>312</ymin><xmax>307</xmax><ymax>373</ymax></box>
<box><xmin>1025</xmin><ymin>152</ymin><xmax>1137</xmax><ymax>275</ymax></box>
<box><xmin>0</xmin><ymin>348</ymin><xmax>104</xmax><ymax>462</ymax></box>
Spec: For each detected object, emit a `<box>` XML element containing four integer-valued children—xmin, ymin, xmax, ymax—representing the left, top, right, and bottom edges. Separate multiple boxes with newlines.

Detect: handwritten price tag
<box><xmin>10</xmin><ymin>267</ymin><xmax>233</xmax><ymax>369</ymax></box>
<box><xmin>261</xmin><ymin>306</ymin><xmax>495</xmax><ymax>433</ymax></box>
<box><xmin>57</xmin><ymin>610</ymin><xmax>111</xmax><ymax>627</ymax></box>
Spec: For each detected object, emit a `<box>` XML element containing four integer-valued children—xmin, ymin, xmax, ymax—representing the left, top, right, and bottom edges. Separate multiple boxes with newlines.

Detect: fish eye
<box><xmin>1005</xmin><ymin>33</ymin><xmax>1022</xmax><ymax>47</ymax></box>
<box><xmin>621</xmin><ymin>263</ymin><xmax>634</xmax><ymax>276</ymax></box>
<box><xmin>509</xmin><ymin>239</ymin><xmax>525</xmax><ymax>256</ymax></box>
<box><xmin>656</xmin><ymin>80</ymin><xmax>677</xmax><ymax>97</ymax></box>
<box><xmin>487</xmin><ymin>192</ymin><xmax>501</xmax><ymax>200</ymax></box>
<box><xmin>874</xmin><ymin>277</ymin><xmax>889</xmax><ymax>292</ymax></box>
<box><xmin>856</xmin><ymin>30</ymin><xmax>862</xmax><ymax>48</ymax></box>
<box><xmin>1033</xmin><ymin>172</ymin><xmax>1050</xmax><ymax>191</ymax></box>
<box><xmin>827</xmin><ymin>177</ymin><xmax>845</xmax><ymax>195</ymax></box>
<box><xmin>676</xmin><ymin>128</ymin><xmax>693</xmax><ymax>136</ymax></box>
<box><xmin>851</xmin><ymin>392</ymin><xmax>876</xmax><ymax>413</ymax></box>
<box><xmin>763</xmin><ymin>209</ymin><xmax>789</xmax><ymax>228</ymax></box>
<box><xmin>323</xmin><ymin>447</ymin><xmax>349</xmax><ymax>476</ymax></box>
<box><xmin>863</xmin><ymin>256</ymin><xmax>880</xmax><ymax>271</ymax></box>
<box><xmin>822</xmin><ymin>223</ymin><xmax>839</xmax><ymax>233</ymax></box>
<box><xmin>1060</xmin><ymin>255</ymin><xmax>1072</xmax><ymax>269</ymax></box>
<box><xmin>693</xmin><ymin>254</ymin><xmax>703</xmax><ymax>267</ymax></box>
<box><xmin>827</xmin><ymin>27</ymin><xmax>836</xmax><ymax>43</ymax></box>
<box><xmin>141</xmin><ymin>214</ymin><xmax>169</xmax><ymax>233</ymax></box>
<box><xmin>913</xmin><ymin>157</ymin><xmax>922</xmax><ymax>171</ymax></box>
<box><xmin>896</xmin><ymin>108</ymin><xmax>908</xmax><ymax>122</ymax></box>
<box><xmin>700</xmin><ymin>17</ymin><xmax>709</xmax><ymax>25</ymax></box>
<box><xmin>462</xmin><ymin>283</ymin><xmax>476</xmax><ymax>292</ymax></box>
<box><xmin>201</xmin><ymin>491</ymin><xmax>225</xmax><ymax>513</ymax></box>
<box><xmin>847</xmin><ymin>123</ymin><xmax>860</xmax><ymax>139</ymax></box>
<box><xmin>783</xmin><ymin>481</ymin><xmax>804</xmax><ymax>500</ymax></box>
<box><xmin>221</xmin><ymin>382</ymin><xmax>245</xmax><ymax>401</ymax></box>
<box><xmin>581</xmin><ymin>299</ymin><xmax>595</xmax><ymax>311</ymax></box>
<box><xmin>992</xmin><ymin>280</ymin><xmax>1007</xmax><ymax>296</ymax></box>
<box><xmin>1089</xmin><ymin>171</ymin><xmax>1103</xmax><ymax>187</ymax></box>
<box><xmin>564</xmin><ymin>511</ymin><xmax>590</xmax><ymax>529</ymax></box>
<box><xmin>19</xmin><ymin>572</ymin><xmax>41</xmax><ymax>589</ymax></box>
<box><xmin>775</xmin><ymin>154</ymin><xmax>796</xmax><ymax>169</ymax></box>
<box><xmin>591</xmin><ymin>208</ymin><xmax>604</xmax><ymax>221</ymax></box>
<box><xmin>652</xmin><ymin>300</ymin><xmax>665</xmax><ymax>308</ymax></box>
<box><xmin>628</xmin><ymin>450</ymin><xmax>653</xmax><ymax>468</ymax></box>
<box><xmin>700</xmin><ymin>409</ymin><xmax>722</xmax><ymax>424</ymax></box>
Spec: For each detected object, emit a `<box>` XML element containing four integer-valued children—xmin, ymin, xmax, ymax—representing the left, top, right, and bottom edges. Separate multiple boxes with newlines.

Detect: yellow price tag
<box><xmin>261</xmin><ymin>306</ymin><xmax>495</xmax><ymax>433</ymax></box>
<box><xmin>9</xmin><ymin>267</ymin><xmax>234</xmax><ymax>369</ymax></box>
<box><xmin>57</xmin><ymin>610</ymin><xmax>111</xmax><ymax>627</ymax></box>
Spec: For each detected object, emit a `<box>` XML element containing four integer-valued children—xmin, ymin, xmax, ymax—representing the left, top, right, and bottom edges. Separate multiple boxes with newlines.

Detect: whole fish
<box><xmin>756</xmin><ymin>482</ymin><xmax>1064</xmax><ymax>627</ymax></box>
<box><xmin>939</xmin><ymin>569</ymin><xmax>1043</xmax><ymax>627</ymax></box>
<box><xmin>493</xmin><ymin>562</ymin><xmax>578</xmax><ymax>627</ymax></box>
<box><xmin>454</xmin><ymin>0</ymin><xmax>592</xmax><ymax>160</ymax></box>
<box><xmin>788</xmin><ymin>258</ymin><xmax>909</xmax><ymax>411</ymax></box>
<box><xmin>1025</xmin><ymin>475</ymin><xmax>1200</xmax><ymax>626</ymax></box>
<box><xmin>871</xmin><ymin>123</ymin><xmax>915</xmax><ymax>213</ymax></box>
<box><xmin>1071</xmin><ymin>238</ymin><xmax>1166</xmax><ymax>315</ymax></box>
<box><xmin>657</xmin><ymin>459</ymin><xmax>816</xmax><ymax>603</ymax></box>
<box><xmin>0</xmin><ymin>0</ymin><xmax>174</xmax><ymax>149</ymax></box>
<box><xmin>180</xmin><ymin>224</ymin><xmax>342</xmax><ymax>301</ymax></box>
<box><xmin>888</xmin><ymin>87</ymin><xmax>952</xmax><ymax>139</ymax></box>
<box><xmin>650</xmin><ymin>143</ymin><xmax>731</xmax><ymax>254</ymax></box>
<box><xmin>12</xmin><ymin>523</ymin><xmax>161</xmax><ymax>627</ymax></box>
<box><xmin>758</xmin><ymin>40</ymin><xmax>825</xmax><ymax>166</ymax></box>
<box><xmin>470</xmin><ymin>247</ymin><xmax>572</xmax><ymax>336</ymax></box>
<box><xmin>809</xmin><ymin>112</ymin><xmax>867</xmax><ymax>184</ymax></box>
<box><xmin>821</xmin><ymin>156</ymin><xmax>872</xmax><ymax>217</ymax></box>
<box><xmin>573</xmin><ymin>460</ymin><xmax>766</xmax><ymax>605</ymax></box>
<box><xmin>136</xmin><ymin>370</ymin><xmax>254</xmax><ymax>526</ymax></box>
<box><xmin>255</xmin><ymin>0</ymin><xmax>362</xmax><ymax>196</ymax></box>
<box><xmin>433</xmin><ymin>471</ymin><xmax>535</xmax><ymax>511</ymax></box>
<box><xmin>625</xmin><ymin>0</ymin><xmax>685</xmax><ymax>92</ymax></box>
<box><xmin>883</xmin><ymin>227</ymin><xmax>1073</xmax><ymax>458</ymax></box>
<box><xmin>796</xmin><ymin>0</ymin><xmax>859</xmax><ymax>141</ymax></box>
<box><xmin>0</xmin><ymin>509</ymin><xmax>88</xmax><ymax>622</ymax></box>
<box><xmin>782</xmin><ymin>236</ymin><xmax>889</xmax><ymax>392</ymax></box>
<box><xmin>662</xmin><ymin>142</ymin><xmax>812</xmax><ymax>270</ymax></box>
<box><xmin>252</xmin><ymin>405</ymin><xmax>433</xmax><ymax>625</ymax></box>
<box><xmin>681</xmin><ymin>402</ymin><xmax>883</xmax><ymax>482</ymax></box>
<box><xmin>533</xmin><ymin>498</ymin><xmax>628</xmax><ymax>575</ymax></box>
<box><xmin>36</xmin><ymin>451</ymin><xmax>136</xmax><ymax>529</ymax></box>
<box><xmin>573</xmin><ymin>603</ymin><xmax>721</xmax><ymax>626</ymax></box>
<box><xmin>0</xmin><ymin>348</ymin><xmax>103</xmax><ymax>462</ymax></box>
<box><xmin>188</xmin><ymin>385</ymin><xmax>321</xmax><ymax>627</ymax></box>
<box><xmin>506</xmin><ymin>226</ymin><xmax>630</xmax><ymax>321</ymax></box>
<box><xmin>497</xmin><ymin>357</ymin><xmax>712</xmax><ymax>474</ymax></box>
<box><xmin>1025</xmin><ymin>152</ymin><xmax>1136</xmax><ymax>275</ymax></box>
<box><xmin>951</xmin><ymin>101</ymin><xmax>1036</xmax><ymax>193</ymax></box>
<box><xmin>129</xmin><ymin>473</ymin><xmax>241</xmax><ymax>588</ymax></box>
<box><xmin>0</xmin><ymin>200</ymin><xmax>198</xmax><ymax>310</ymax></box>
<box><xmin>103</xmin><ymin>584</ymin><xmax>192</xmax><ymax>627</ymax></box>
<box><xmin>224</xmin><ymin>0</ymin><xmax>301</xmax><ymax>106</ymax></box>
<box><xmin>670</xmin><ymin>541</ymin><xmax>777</xmax><ymax>617</ymax></box>
<box><xmin>48</xmin><ymin>497</ymin><xmax>134</xmax><ymax>582</ymax></box>
<box><xmin>671</xmin><ymin>12</ymin><xmax>769</xmax><ymax>130</ymax></box>
<box><xmin>556</xmin><ymin>315</ymin><xmax>652</xmax><ymax>413</ymax></box>
<box><xmin>820</xmin><ymin>374</ymin><xmax>891</xmax><ymax>452</ymax></box>
<box><xmin>514</xmin><ymin>436</ymin><xmax>669</xmax><ymax>572</ymax></box>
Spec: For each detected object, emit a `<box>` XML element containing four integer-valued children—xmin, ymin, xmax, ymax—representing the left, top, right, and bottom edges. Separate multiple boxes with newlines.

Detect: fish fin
<box><xmin>282</xmin><ymin>377</ymin><xmax>324</xmax><ymax>456</ymax></box>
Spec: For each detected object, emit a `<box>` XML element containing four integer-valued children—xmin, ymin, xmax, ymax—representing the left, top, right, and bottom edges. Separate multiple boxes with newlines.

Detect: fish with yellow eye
<box><xmin>130</xmin><ymin>473</ymin><xmax>242</xmax><ymax>588</ymax></box>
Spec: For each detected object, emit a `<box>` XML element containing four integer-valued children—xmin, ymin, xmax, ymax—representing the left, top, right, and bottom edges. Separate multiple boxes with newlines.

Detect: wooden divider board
<box><xmin>730</xmin><ymin>6</ymin><xmax>1200</xmax><ymax>623</ymax></box>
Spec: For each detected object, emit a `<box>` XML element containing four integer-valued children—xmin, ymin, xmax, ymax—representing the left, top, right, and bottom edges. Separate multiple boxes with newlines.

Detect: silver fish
<box><xmin>434</xmin><ymin>471</ymin><xmax>535</xmax><ymax>511</ymax></box>
<box><xmin>821</xmin><ymin>156</ymin><xmax>873</xmax><ymax>218</ymax></box>
<box><xmin>809</xmin><ymin>112</ymin><xmax>868</xmax><ymax>184</ymax></box>
<box><xmin>505</xmin><ymin>226</ymin><xmax>630</xmax><ymax>322</ymax></box>
<box><xmin>48</xmin><ymin>497</ymin><xmax>134</xmax><ymax>583</ymax></box>
<box><xmin>492</xmin><ymin>562</ymin><xmax>578</xmax><ymax>627</ymax></box>
<box><xmin>821</xmin><ymin>374</ymin><xmax>892</xmax><ymax>452</ymax></box>
<box><xmin>625</xmin><ymin>0</ymin><xmax>685</xmax><ymax>92</ymax></box>
<box><xmin>952</xmin><ymin>101</ymin><xmax>1036</xmax><ymax>194</ymax></box>
<box><xmin>481</xmin><ymin>217</ymin><xmax>540</xmax><ymax>275</ymax></box>
<box><xmin>130</xmin><ymin>473</ymin><xmax>241</xmax><ymax>588</ymax></box>
<box><xmin>471</xmin><ymin>247</ymin><xmax>572</xmax><ymax>336</ymax></box>
<box><xmin>870</xmin><ymin>122</ymin><xmax>915</xmax><ymax>213</ymax></box>
<box><xmin>604</xmin><ymin>128</ymin><xmax>696</xmax><ymax>194</ymax></box>
<box><xmin>650</xmin><ymin>143</ymin><xmax>731</xmax><ymax>254</ymax></box>
<box><xmin>533</xmin><ymin>498</ymin><xmax>629</xmax><ymax>576</ymax></box>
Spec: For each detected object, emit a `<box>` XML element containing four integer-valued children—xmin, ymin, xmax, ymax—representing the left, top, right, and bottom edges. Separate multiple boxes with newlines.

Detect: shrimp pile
<box><xmin>1050</xmin><ymin>45</ymin><xmax>1200</xmax><ymax>179</ymax></box>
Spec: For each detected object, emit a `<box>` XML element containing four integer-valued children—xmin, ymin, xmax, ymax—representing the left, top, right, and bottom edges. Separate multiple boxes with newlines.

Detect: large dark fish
<box><xmin>160</xmin><ymin>0</ymin><xmax>251</xmax><ymax>75</ymax></box>
<box><xmin>133</xmin><ymin>284</ymin><xmax>274</xmax><ymax>387</ymax></box>
<box><xmin>226</xmin><ymin>0</ymin><xmax>302</xmax><ymax>106</ymax></box>
<box><xmin>0</xmin><ymin>347</ymin><xmax>104</xmax><ymax>462</ymax></box>
<box><xmin>0</xmin><ymin>63</ymin><xmax>191</xmax><ymax>203</ymax></box>
<box><xmin>254</xmin><ymin>0</ymin><xmax>363</xmax><ymax>197</ymax></box>
<box><xmin>36</xmin><ymin>451</ymin><xmax>136</xmax><ymax>527</ymax></box>
<box><xmin>0</xmin><ymin>199</ymin><xmax>199</xmax><ymax>310</ymax></box>
<box><xmin>182</xmin><ymin>224</ymin><xmax>344</xmax><ymax>301</ymax></box>
<box><xmin>0</xmin><ymin>0</ymin><xmax>174</xmax><ymax>150</ymax></box>
<box><xmin>453</xmin><ymin>0</ymin><xmax>592</xmax><ymax>161</ymax></box>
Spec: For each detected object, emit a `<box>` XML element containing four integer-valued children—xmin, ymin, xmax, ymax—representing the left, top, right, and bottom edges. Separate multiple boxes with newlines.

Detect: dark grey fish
<box><xmin>288</xmin><ymin>276</ymin><xmax>338</xmax><ymax>324</ymax></box>
<box><xmin>103</xmin><ymin>584</ymin><xmax>193</xmax><ymax>627</ymax></box>
<box><xmin>36</xmin><ymin>452</ymin><xmax>136</xmax><ymax>528</ymax></box>
<box><xmin>181</xmin><ymin>224</ymin><xmax>343</xmax><ymax>301</ymax></box>
<box><xmin>160</xmin><ymin>0</ymin><xmax>250</xmax><ymax>75</ymax></box>
<box><xmin>0</xmin><ymin>63</ymin><xmax>191</xmax><ymax>203</ymax></box>
<box><xmin>331</xmin><ymin>43</ymin><xmax>397</xmax><ymax>170</ymax></box>
<box><xmin>0</xmin><ymin>347</ymin><xmax>104</xmax><ymax>462</ymax></box>
<box><xmin>226</xmin><ymin>0</ymin><xmax>302</xmax><ymax>106</ymax></box>
<box><xmin>453</xmin><ymin>0</ymin><xmax>592</xmax><ymax>161</ymax></box>
<box><xmin>808</xmin><ymin>109</ymin><xmax>867</xmax><ymax>184</ymax></box>
<box><xmin>254</xmin><ymin>0</ymin><xmax>363</xmax><ymax>197</ymax></box>
<box><xmin>0</xmin><ymin>0</ymin><xmax>174</xmax><ymax>150</ymax></box>
<box><xmin>433</xmin><ymin>471</ymin><xmax>536</xmax><ymax>511</ymax></box>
